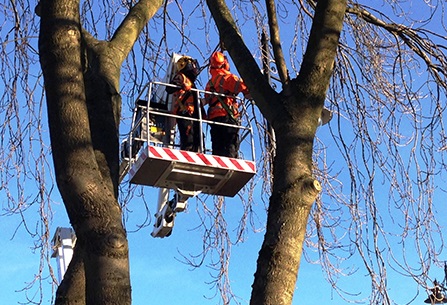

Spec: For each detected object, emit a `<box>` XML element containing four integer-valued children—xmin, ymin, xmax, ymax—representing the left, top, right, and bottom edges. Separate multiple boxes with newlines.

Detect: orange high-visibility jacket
<box><xmin>205</xmin><ymin>68</ymin><xmax>248</xmax><ymax>120</ymax></box>
<box><xmin>170</xmin><ymin>72</ymin><xmax>195</xmax><ymax>116</ymax></box>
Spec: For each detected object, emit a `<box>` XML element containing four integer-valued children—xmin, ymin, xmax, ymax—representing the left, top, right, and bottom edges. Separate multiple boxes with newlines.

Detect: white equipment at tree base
<box><xmin>119</xmin><ymin>53</ymin><xmax>257</xmax><ymax>238</ymax></box>
<box><xmin>51</xmin><ymin>227</ymin><xmax>77</xmax><ymax>282</ymax></box>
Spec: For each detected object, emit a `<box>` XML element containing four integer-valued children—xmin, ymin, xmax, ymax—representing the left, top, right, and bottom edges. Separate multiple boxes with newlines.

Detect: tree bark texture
<box><xmin>38</xmin><ymin>0</ymin><xmax>130</xmax><ymax>303</ymax></box>
<box><xmin>250</xmin><ymin>1</ymin><xmax>347</xmax><ymax>304</ymax></box>
<box><xmin>38</xmin><ymin>0</ymin><xmax>163</xmax><ymax>304</ymax></box>
<box><xmin>207</xmin><ymin>0</ymin><xmax>346</xmax><ymax>304</ymax></box>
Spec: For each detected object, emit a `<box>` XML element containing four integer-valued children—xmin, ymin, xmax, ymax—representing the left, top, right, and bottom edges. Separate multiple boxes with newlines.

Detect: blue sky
<box><xmin>2</xmin><ymin>125</ymin><xmax>444</xmax><ymax>305</ymax></box>
<box><xmin>2</xmin><ymin>192</ymin><xmax>442</xmax><ymax>305</ymax></box>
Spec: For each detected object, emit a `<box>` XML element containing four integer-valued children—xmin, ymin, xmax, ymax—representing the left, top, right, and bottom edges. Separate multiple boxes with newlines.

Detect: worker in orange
<box><xmin>166</xmin><ymin>55</ymin><xmax>202</xmax><ymax>152</ymax></box>
<box><xmin>205</xmin><ymin>51</ymin><xmax>250</xmax><ymax>158</ymax></box>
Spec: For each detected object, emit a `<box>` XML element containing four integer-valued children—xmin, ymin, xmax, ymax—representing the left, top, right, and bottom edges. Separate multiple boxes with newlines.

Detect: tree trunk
<box><xmin>248</xmin><ymin>1</ymin><xmax>347</xmax><ymax>304</ymax></box>
<box><xmin>38</xmin><ymin>0</ymin><xmax>130</xmax><ymax>303</ymax></box>
<box><xmin>205</xmin><ymin>0</ymin><xmax>346</xmax><ymax>302</ymax></box>
<box><xmin>250</xmin><ymin>104</ymin><xmax>322</xmax><ymax>305</ymax></box>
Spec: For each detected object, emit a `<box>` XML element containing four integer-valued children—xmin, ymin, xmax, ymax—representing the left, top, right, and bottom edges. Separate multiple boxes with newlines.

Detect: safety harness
<box><xmin>176</xmin><ymin>90</ymin><xmax>192</xmax><ymax>114</ymax></box>
<box><xmin>208</xmin><ymin>76</ymin><xmax>239</xmax><ymax>123</ymax></box>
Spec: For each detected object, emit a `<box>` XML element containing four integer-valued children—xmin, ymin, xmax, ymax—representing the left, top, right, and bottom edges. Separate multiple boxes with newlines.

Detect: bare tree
<box><xmin>206</xmin><ymin>0</ymin><xmax>447</xmax><ymax>304</ymax></box>
<box><xmin>1</xmin><ymin>0</ymin><xmax>447</xmax><ymax>304</ymax></box>
<box><xmin>207</xmin><ymin>1</ymin><xmax>347</xmax><ymax>304</ymax></box>
<box><xmin>37</xmin><ymin>0</ymin><xmax>163</xmax><ymax>303</ymax></box>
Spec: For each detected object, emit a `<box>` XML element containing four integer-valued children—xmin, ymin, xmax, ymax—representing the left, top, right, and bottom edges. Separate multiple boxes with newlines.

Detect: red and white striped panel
<box><xmin>148</xmin><ymin>146</ymin><xmax>256</xmax><ymax>173</ymax></box>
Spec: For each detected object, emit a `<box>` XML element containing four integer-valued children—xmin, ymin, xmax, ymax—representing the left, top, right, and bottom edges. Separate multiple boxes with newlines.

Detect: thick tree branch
<box><xmin>265</xmin><ymin>0</ymin><xmax>289</xmax><ymax>87</ymax></box>
<box><xmin>293</xmin><ymin>0</ymin><xmax>347</xmax><ymax>106</ymax></box>
<box><xmin>110</xmin><ymin>0</ymin><xmax>164</xmax><ymax>64</ymax></box>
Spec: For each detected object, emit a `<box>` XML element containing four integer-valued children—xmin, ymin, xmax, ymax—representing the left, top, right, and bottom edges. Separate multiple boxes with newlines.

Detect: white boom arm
<box><xmin>51</xmin><ymin>227</ymin><xmax>76</xmax><ymax>282</ymax></box>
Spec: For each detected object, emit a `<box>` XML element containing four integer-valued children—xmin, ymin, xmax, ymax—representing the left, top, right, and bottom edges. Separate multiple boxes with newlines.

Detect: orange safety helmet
<box><xmin>210</xmin><ymin>51</ymin><xmax>229</xmax><ymax>70</ymax></box>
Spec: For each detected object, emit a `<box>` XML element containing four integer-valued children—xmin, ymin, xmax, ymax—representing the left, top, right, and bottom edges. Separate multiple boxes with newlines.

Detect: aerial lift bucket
<box><xmin>119</xmin><ymin>54</ymin><xmax>256</xmax><ymax>237</ymax></box>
